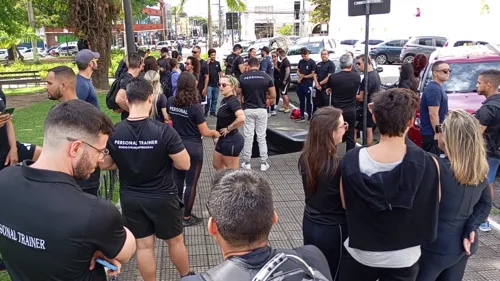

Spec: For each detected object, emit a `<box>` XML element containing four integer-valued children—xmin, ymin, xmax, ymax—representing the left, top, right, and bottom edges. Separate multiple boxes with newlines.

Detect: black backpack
<box><xmin>106</xmin><ymin>77</ymin><xmax>122</xmax><ymax>110</ymax></box>
<box><xmin>162</xmin><ymin>70</ymin><xmax>174</xmax><ymax>98</ymax></box>
<box><xmin>183</xmin><ymin>246</ymin><xmax>330</xmax><ymax>281</ymax></box>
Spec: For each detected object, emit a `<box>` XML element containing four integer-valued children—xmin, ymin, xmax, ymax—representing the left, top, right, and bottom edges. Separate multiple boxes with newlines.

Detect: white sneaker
<box><xmin>267</xmin><ymin>112</ymin><xmax>272</xmax><ymax>117</ymax></box>
<box><xmin>260</xmin><ymin>162</ymin><xmax>270</xmax><ymax>171</ymax></box>
<box><xmin>271</xmin><ymin>110</ymin><xmax>277</xmax><ymax>116</ymax></box>
<box><xmin>241</xmin><ymin>162</ymin><xmax>251</xmax><ymax>169</ymax></box>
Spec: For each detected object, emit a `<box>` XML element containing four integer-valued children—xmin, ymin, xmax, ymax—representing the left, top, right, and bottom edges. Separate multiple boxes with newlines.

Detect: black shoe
<box><xmin>210</xmin><ymin>112</ymin><xmax>217</xmax><ymax>118</ymax></box>
<box><xmin>183</xmin><ymin>214</ymin><xmax>203</xmax><ymax>227</ymax></box>
<box><xmin>181</xmin><ymin>271</ymin><xmax>196</xmax><ymax>278</ymax></box>
<box><xmin>204</xmin><ymin>112</ymin><xmax>208</xmax><ymax>117</ymax></box>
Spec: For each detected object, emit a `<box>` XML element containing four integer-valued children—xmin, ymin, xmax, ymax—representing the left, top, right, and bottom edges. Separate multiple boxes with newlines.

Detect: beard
<box><xmin>73</xmin><ymin>150</ymin><xmax>97</xmax><ymax>180</ymax></box>
<box><xmin>47</xmin><ymin>89</ymin><xmax>62</xmax><ymax>101</ymax></box>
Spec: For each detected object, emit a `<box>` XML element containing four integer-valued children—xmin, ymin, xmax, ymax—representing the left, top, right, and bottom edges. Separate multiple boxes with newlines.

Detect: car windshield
<box><xmin>426</xmin><ymin>61</ymin><xmax>500</xmax><ymax>92</ymax></box>
<box><xmin>287</xmin><ymin>41</ymin><xmax>324</xmax><ymax>56</ymax></box>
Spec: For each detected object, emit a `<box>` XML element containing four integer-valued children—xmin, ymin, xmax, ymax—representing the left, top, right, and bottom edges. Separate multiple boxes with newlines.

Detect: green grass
<box><xmin>3</xmin><ymin>86</ymin><xmax>45</xmax><ymax>96</ymax></box>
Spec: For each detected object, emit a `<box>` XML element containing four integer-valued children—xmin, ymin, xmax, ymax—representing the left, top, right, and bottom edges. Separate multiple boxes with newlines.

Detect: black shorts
<box><xmin>356</xmin><ymin>110</ymin><xmax>375</xmax><ymax>129</ymax></box>
<box><xmin>183</xmin><ymin>139</ymin><xmax>203</xmax><ymax>162</ymax></box>
<box><xmin>215</xmin><ymin>132</ymin><xmax>244</xmax><ymax>157</ymax></box>
<box><xmin>0</xmin><ymin>142</ymin><xmax>36</xmax><ymax>171</ymax></box>
<box><xmin>280</xmin><ymin>81</ymin><xmax>290</xmax><ymax>96</ymax></box>
<box><xmin>120</xmin><ymin>195</ymin><xmax>183</xmax><ymax>240</ymax></box>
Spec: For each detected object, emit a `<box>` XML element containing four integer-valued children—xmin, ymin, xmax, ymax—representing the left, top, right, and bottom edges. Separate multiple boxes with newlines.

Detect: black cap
<box><xmin>234</xmin><ymin>44</ymin><xmax>243</xmax><ymax>50</ymax></box>
<box><xmin>160</xmin><ymin>47</ymin><xmax>169</xmax><ymax>53</ymax></box>
<box><xmin>261</xmin><ymin>46</ymin><xmax>270</xmax><ymax>54</ymax></box>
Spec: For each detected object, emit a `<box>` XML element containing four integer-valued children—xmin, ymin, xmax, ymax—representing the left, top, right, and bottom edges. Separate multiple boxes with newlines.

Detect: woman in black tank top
<box><xmin>417</xmin><ymin>110</ymin><xmax>492</xmax><ymax>281</ymax></box>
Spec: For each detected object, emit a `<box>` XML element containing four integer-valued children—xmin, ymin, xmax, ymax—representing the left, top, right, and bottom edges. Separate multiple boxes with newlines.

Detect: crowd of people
<box><xmin>0</xmin><ymin>42</ymin><xmax>497</xmax><ymax>281</ymax></box>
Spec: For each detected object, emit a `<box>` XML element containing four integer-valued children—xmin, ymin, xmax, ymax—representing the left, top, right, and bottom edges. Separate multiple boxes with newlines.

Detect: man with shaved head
<box><xmin>475</xmin><ymin>69</ymin><xmax>500</xmax><ymax>232</ymax></box>
<box><xmin>45</xmin><ymin>66</ymin><xmax>78</xmax><ymax>102</ymax></box>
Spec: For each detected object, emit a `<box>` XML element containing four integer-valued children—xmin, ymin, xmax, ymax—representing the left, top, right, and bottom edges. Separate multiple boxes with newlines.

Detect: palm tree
<box><xmin>207</xmin><ymin>0</ymin><xmax>245</xmax><ymax>48</ymax></box>
<box><xmin>171</xmin><ymin>0</ymin><xmax>186</xmax><ymax>39</ymax></box>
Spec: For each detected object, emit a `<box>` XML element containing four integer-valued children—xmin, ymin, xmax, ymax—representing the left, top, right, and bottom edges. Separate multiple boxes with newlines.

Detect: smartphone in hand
<box><xmin>2</xmin><ymin>108</ymin><xmax>15</xmax><ymax>115</ymax></box>
<box><xmin>95</xmin><ymin>258</ymin><xmax>118</xmax><ymax>271</ymax></box>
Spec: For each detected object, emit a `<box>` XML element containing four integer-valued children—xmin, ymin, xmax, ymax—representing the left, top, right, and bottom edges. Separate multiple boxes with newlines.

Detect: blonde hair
<box><xmin>442</xmin><ymin>110</ymin><xmax>488</xmax><ymax>186</ymax></box>
<box><xmin>144</xmin><ymin>70</ymin><xmax>162</xmax><ymax>119</ymax></box>
<box><xmin>223</xmin><ymin>75</ymin><xmax>239</xmax><ymax>95</ymax></box>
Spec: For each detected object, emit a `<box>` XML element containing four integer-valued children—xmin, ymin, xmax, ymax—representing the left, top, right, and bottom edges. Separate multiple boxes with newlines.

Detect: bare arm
<box><xmin>284</xmin><ymin>67</ymin><xmax>290</xmax><ymax>82</ymax></box>
<box><xmin>218</xmin><ymin>71</ymin><xmax>222</xmax><ymax>79</ymax></box>
<box><xmin>198</xmin><ymin>122</ymin><xmax>220</xmax><ymax>138</ymax></box>
<box><xmin>428</xmin><ymin>106</ymin><xmax>440</xmax><ymax>134</ymax></box>
<box><xmin>431</xmin><ymin>156</ymin><xmax>441</xmax><ymax>202</ymax></box>
<box><xmin>161</xmin><ymin>108</ymin><xmax>170</xmax><ymax>121</ymax></box>
<box><xmin>266</xmin><ymin>86</ymin><xmax>276</xmax><ymax>100</ymax></box>
<box><xmin>303</xmin><ymin>71</ymin><xmax>315</xmax><ymax>79</ymax></box>
<box><xmin>230</xmin><ymin>109</ymin><xmax>245</xmax><ymax>130</ymax></box>
<box><xmin>356</xmin><ymin>91</ymin><xmax>364</xmax><ymax>102</ymax></box>
<box><xmin>238</xmin><ymin>63</ymin><xmax>246</xmax><ymax>74</ymax></box>
<box><xmin>169</xmin><ymin>149</ymin><xmax>190</xmax><ymax>170</ymax></box>
<box><xmin>340</xmin><ymin>177</ymin><xmax>346</xmax><ymax>209</ymax></box>
<box><xmin>480</xmin><ymin>125</ymin><xmax>487</xmax><ymax>133</ymax></box>
<box><xmin>115</xmin><ymin>89</ymin><xmax>129</xmax><ymax>112</ymax></box>
<box><xmin>320</xmin><ymin>74</ymin><xmax>331</xmax><ymax>86</ymax></box>
<box><xmin>100</xmin><ymin>155</ymin><xmax>118</xmax><ymax>170</ymax></box>
<box><xmin>203</xmin><ymin>74</ymin><xmax>209</xmax><ymax>91</ymax></box>
<box><xmin>113</xmin><ymin>227</ymin><xmax>137</xmax><ymax>263</ymax></box>
<box><xmin>6</xmin><ymin>120</ymin><xmax>16</xmax><ymax>152</ymax></box>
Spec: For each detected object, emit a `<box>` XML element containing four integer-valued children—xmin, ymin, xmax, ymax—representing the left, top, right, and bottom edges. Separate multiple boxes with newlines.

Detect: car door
<box><xmin>415</xmin><ymin>37</ymin><xmax>436</xmax><ymax>56</ymax></box>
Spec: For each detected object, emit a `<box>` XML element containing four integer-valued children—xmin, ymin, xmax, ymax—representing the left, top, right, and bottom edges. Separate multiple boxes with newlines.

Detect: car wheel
<box><xmin>375</xmin><ymin>54</ymin><xmax>387</xmax><ymax>65</ymax></box>
<box><xmin>403</xmin><ymin>55</ymin><xmax>414</xmax><ymax>64</ymax></box>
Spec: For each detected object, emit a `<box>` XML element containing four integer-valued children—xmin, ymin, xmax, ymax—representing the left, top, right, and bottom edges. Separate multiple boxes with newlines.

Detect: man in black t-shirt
<box><xmin>327</xmin><ymin>54</ymin><xmax>360</xmax><ymax>151</ymax></box>
<box><xmin>225</xmin><ymin>44</ymin><xmax>243</xmax><ymax>76</ymax></box>
<box><xmin>115</xmin><ymin>53</ymin><xmax>144</xmax><ymax>120</ymax></box>
<box><xmin>238</xmin><ymin>58</ymin><xmax>275</xmax><ymax>171</ymax></box>
<box><xmin>192</xmin><ymin>46</ymin><xmax>209</xmax><ymax>108</ymax></box>
<box><xmin>276</xmin><ymin>49</ymin><xmax>291</xmax><ymax>113</ymax></box>
<box><xmin>181</xmin><ymin>169</ymin><xmax>332</xmax><ymax>281</ymax></box>
<box><xmin>46</xmin><ymin>66</ymin><xmax>102</xmax><ymax>196</ymax></box>
<box><xmin>231</xmin><ymin>44</ymin><xmax>245</xmax><ymax>79</ymax></box>
<box><xmin>102</xmin><ymin>77</ymin><xmax>195</xmax><ymax>279</ymax></box>
<box><xmin>297</xmin><ymin>48</ymin><xmax>317</xmax><ymax>122</ymax></box>
<box><xmin>0</xmin><ymin>100</ymin><xmax>136</xmax><ymax>281</ymax></box>
<box><xmin>313</xmin><ymin>49</ymin><xmax>335</xmax><ymax>112</ymax></box>
<box><xmin>0</xmin><ymin>89</ymin><xmax>40</xmax><ymax>172</ymax></box>
<box><xmin>158</xmin><ymin>47</ymin><xmax>171</xmax><ymax>79</ymax></box>
<box><xmin>206</xmin><ymin>48</ymin><xmax>222</xmax><ymax>117</ymax></box>
<box><xmin>355</xmin><ymin>54</ymin><xmax>381</xmax><ymax>146</ymax></box>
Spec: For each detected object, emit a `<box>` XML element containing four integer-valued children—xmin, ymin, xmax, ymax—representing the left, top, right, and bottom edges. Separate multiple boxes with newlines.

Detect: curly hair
<box><xmin>412</xmin><ymin>54</ymin><xmax>428</xmax><ymax>78</ymax></box>
<box><xmin>174</xmin><ymin>72</ymin><xmax>199</xmax><ymax>108</ymax></box>
<box><xmin>187</xmin><ymin>56</ymin><xmax>200</xmax><ymax>74</ymax></box>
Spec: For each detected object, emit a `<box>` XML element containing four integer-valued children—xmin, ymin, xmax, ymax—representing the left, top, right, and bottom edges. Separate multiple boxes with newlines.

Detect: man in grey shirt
<box><xmin>75</xmin><ymin>49</ymin><xmax>100</xmax><ymax>109</ymax></box>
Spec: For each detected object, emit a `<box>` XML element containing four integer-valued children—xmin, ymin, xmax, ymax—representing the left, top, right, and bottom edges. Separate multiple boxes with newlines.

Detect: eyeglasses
<box><xmin>66</xmin><ymin>137</ymin><xmax>109</xmax><ymax>161</ymax></box>
<box><xmin>435</xmin><ymin>124</ymin><xmax>443</xmax><ymax>134</ymax></box>
<box><xmin>437</xmin><ymin>69</ymin><xmax>452</xmax><ymax>74</ymax></box>
<box><xmin>185</xmin><ymin>62</ymin><xmax>191</xmax><ymax>66</ymax></box>
<box><xmin>338</xmin><ymin>121</ymin><xmax>349</xmax><ymax>130</ymax></box>
<box><xmin>192</xmin><ymin>51</ymin><xmax>199</xmax><ymax>54</ymax></box>
<box><xmin>205</xmin><ymin>202</ymin><xmax>212</xmax><ymax>217</ymax></box>
<box><xmin>356</xmin><ymin>62</ymin><xmax>362</xmax><ymax>66</ymax></box>
<box><xmin>218</xmin><ymin>83</ymin><xmax>228</xmax><ymax>88</ymax></box>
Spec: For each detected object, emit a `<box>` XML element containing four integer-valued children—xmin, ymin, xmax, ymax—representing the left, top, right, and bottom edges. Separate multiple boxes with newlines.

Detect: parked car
<box><xmin>0</xmin><ymin>49</ymin><xmax>8</xmax><ymax>61</ymax></box>
<box><xmin>369</xmin><ymin>39</ymin><xmax>409</xmax><ymax>65</ymax></box>
<box><xmin>353</xmin><ymin>39</ymin><xmax>384</xmax><ymax>55</ymax></box>
<box><xmin>287</xmin><ymin>36</ymin><xmax>339</xmax><ymax>83</ymax></box>
<box><xmin>444</xmin><ymin>38</ymin><xmax>490</xmax><ymax>47</ymax></box>
<box><xmin>407</xmin><ymin>45</ymin><xmax>500</xmax><ymax>147</ymax></box>
<box><xmin>288</xmin><ymin>36</ymin><xmax>302</xmax><ymax>44</ymax></box>
<box><xmin>240</xmin><ymin>36</ymin><xmax>292</xmax><ymax>60</ymax></box>
<box><xmin>54</xmin><ymin>45</ymin><xmax>78</xmax><ymax>56</ymax></box>
<box><xmin>153</xmin><ymin>41</ymin><xmax>172</xmax><ymax>51</ymax></box>
<box><xmin>400</xmin><ymin>36</ymin><xmax>448</xmax><ymax>63</ymax></box>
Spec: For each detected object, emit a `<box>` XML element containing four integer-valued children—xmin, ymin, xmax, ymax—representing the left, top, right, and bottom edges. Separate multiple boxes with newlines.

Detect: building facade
<box><xmin>240</xmin><ymin>0</ymin><xmax>314</xmax><ymax>41</ymax></box>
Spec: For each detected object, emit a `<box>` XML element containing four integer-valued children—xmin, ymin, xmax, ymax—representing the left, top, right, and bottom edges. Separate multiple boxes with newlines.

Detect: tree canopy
<box><xmin>278</xmin><ymin>24</ymin><xmax>293</xmax><ymax>36</ymax></box>
<box><xmin>310</xmin><ymin>0</ymin><xmax>331</xmax><ymax>24</ymax></box>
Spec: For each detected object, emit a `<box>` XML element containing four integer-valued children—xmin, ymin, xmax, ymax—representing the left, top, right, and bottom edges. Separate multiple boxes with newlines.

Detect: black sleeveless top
<box><xmin>341</xmin><ymin>145</ymin><xmax>439</xmax><ymax>251</ymax></box>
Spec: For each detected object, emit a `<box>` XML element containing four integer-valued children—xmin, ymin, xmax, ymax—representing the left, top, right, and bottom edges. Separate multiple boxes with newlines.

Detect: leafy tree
<box><xmin>310</xmin><ymin>0</ymin><xmax>330</xmax><ymax>24</ymax></box>
<box><xmin>278</xmin><ymin>24</ymin><xmax>293</xmax><ymax>36</ymax></box>
<box><xmin>0</xmin><ymin>0</ymin><xmax>38</xmax><ymax>60</ymax></box>
<box><xmin>206</xmin><ymin>0</ymin><xmax>245</xmax><ymax>49</ymax></box>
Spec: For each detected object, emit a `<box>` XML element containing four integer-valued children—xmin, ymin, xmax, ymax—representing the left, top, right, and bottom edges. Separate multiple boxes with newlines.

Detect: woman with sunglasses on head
<box><xmin>300</xmin><ymin>107</ymin><xmax>348</xmax><ymax>281</ymax></box>
<box><xmin>144</xmin><ymin>70</ymin><xmax>169</xmax><ymax>123</ymax></box>
<box><xmin>213</xmin><ymin>75</ymin><xmax>245</xmax><ymax>170</ymax></box>
<box><xmin>167</xmin><ymin>72</ymin><xmax>220</xmax><ymax>227</ymax></box>
<box><xmin>417</xmin><ymin>110</ymin><xmax>492</xmax><ymax>281</ymax></box>
<box><xmin>185</xmin><ymin>56</ymin><xmax>200</xmax><ymax>88</ymax></box>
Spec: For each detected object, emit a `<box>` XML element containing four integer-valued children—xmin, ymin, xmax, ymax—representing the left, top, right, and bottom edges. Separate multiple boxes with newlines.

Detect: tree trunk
<box><xmin>91</xmin><ymin>30</ymin><xmax>112</xmax><ymax>90</ymax></box>
<box><xmin>207</xmin><ymin>0</ymin><xmax>212</xmax><ymax>49</ymax></box>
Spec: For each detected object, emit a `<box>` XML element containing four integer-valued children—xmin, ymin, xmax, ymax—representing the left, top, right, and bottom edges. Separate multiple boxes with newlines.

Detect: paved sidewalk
<box><xmin>120</xmin><ymin>114</ymin><xmax>500</xmax><ymax>281</ymax></box>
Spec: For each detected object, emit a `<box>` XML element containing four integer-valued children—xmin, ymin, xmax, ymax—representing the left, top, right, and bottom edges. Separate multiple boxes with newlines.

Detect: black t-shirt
<box><xmin>0</xmin><ymin>90</ymin><xmax>9</xmax><ymax>160</ymax></box>
<box><xmin>216</xmin><ymin>95</ymin><xmax>242</xmax><ymax>134</ymax></box>
<box><xmin>360</xmin><ymin>70</ymin><xmax>381</xmax><ymax>103</ymax></box>
<box><xmin>208</xmin><ymin>60</ymin><xmax>222</xmax><ymax>87</ymax></box>
<box><xmin>279</xmin><ymin>57</ymin><xmax>291</xmax><ymax>83</ymax></box>
<box><xmin>301</xmin><ymin>159</ymin><xmax>346</xmax><ymax>225</ymax></box>
<box><xmin>0</xmin><ymin>162</ymin><xmax>126</xmax><ymax>281</ymax></box>
<box><xmin>297</xmin><ymin>58</ymin><xmax>316</xmax><ymax>86</ymax></box>
<box><xmin>198</xmin><ymin>59</ymin><xmax>209</xmax><ymax>92</ymax></box>
<box><xmin>167</xmin><ymin>97</ymin><xmax>205</xmax><ymax>141</ymax></box>
<box><xmin>225</xmin><ymin>53</ymin><xmax>236</xmax><ymax>74</ymax></box>
<box><xmin>476</xmin><ymin>94</ymin><xmax>500</xmax><ymax>157</ymax></box>
<box><xmin>239</xmin><ymin>70</ymin><xmax>274</xmax><ymax>110</ymax></box>
<box><xmin>327</xmin><ymin>71</ymin><xmax>361</xmax><ymax>111</ymax></box>
<box><xmin>273</xmin><ymin>61</ymin><xmax>281</xmax><ymax>81</ymax></box>
<box><xmin>119</xmin><ymin>72</ymin><xmax>134</xmax><ymax>120</ymax></box>
<box><xmin>107</xmin><ymin>119</ymin><xmax>185</xmax><ymax>197</ymax></box>
<box><xmin>232</xmin><ymin>56</ymin><xmax>245</xmax><ymax>78</ymax></box>
<box><xmin>155</xmin><ymin>94</ymin><xmax>168</xmax><ymax>122</ymax></box>
<box><xmin>316</xmin><ymin>60</ymin><xmax>335</xmax><ymax>86</ymax></box>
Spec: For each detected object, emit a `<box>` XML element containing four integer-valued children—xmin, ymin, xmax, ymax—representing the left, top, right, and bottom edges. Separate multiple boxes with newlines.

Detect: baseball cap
<box><xmin>261</xmin><ymin>46</ymin><xmax>270</xmax><ymax>54</ymax></box>
<box><xmin>75</xmin><ymin>49</ymin><xmax>100</xmax><ymax>64</ymax></box>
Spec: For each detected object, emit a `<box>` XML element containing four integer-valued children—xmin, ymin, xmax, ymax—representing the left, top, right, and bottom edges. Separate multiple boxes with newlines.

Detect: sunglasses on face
<box><xmin>435</xmin><ymin>124</ymin><xmax>443</xmax><ymax>133</ymax></box>
<box><xmin>218</xmin><ymin>83</ymin><xmax>229</xmax><ymax>88</ymax></box>
<box><xmin>338</xmin><ymin>121</ymin><xmax>349</xmax><ymax>130</ymax></box>
<box><xmin>192</xmin><ymin>51</ymin><xmax>199</xmax><ymax>54</ymax></box>
<box><xmin>185</xmin><ymin>62</ymin><xmax>191</xmax><ymax>66</ymax></box>
<box><xmin>356</xmin><ymin>62</ymin><xmax>362</xmax><ymax>66</ymax></box>
<box><xmin>439</xmin><ymin>69</ymin><xmax>452</xmax><ymax>74</ymax></box>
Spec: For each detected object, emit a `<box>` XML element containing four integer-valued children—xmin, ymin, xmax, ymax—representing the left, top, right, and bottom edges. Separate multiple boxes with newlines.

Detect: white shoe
<box><xmin>267</xmin><ymin>112</ymin><xmax>272</xmax><ymax>117</ymax></box>
<box><xmin>260</xmin><ymin>162</ymin><xmax>270</xmax><ymax>171</ymax></box>
<box><xmin>241</xmin><ymin>162</ymin><xmax>251</xmax><ymax>169</ymax></box>
<box><xmin>271</xmin><ymin>110</ymin><xmax>277</xmax><ymax>116</ymax></box>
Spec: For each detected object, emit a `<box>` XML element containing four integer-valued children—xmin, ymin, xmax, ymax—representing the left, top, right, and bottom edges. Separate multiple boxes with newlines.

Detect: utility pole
<box><xmin>300</xmin><ymin>0</ymin><xmax>306</xmax><ymax>36</ymax></box>
<box><xmin>207</xmin><ymin>0</ymin><xmax>213</xmax><ymax>50</ymax></box>
<box><xmin>218</xmin><ymin>0</ymin><xmax>223</xmax><ymax>43</ymax></box>
<box><xmin>123</xmin><ymin>0</ymin><xmax>136</xmax><ymax>55</ymax></box>
<box><xmin>27</xmin><ymin>0</ymin><xmax>39</xmax><ymax>63</ymax></box>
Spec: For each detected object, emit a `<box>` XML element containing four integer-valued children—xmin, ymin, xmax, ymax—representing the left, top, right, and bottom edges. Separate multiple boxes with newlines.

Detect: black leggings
<box><xmin>175</xmin><ymin>159</ymin><xmax>203</xmax><ymax>217</ymax></box>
